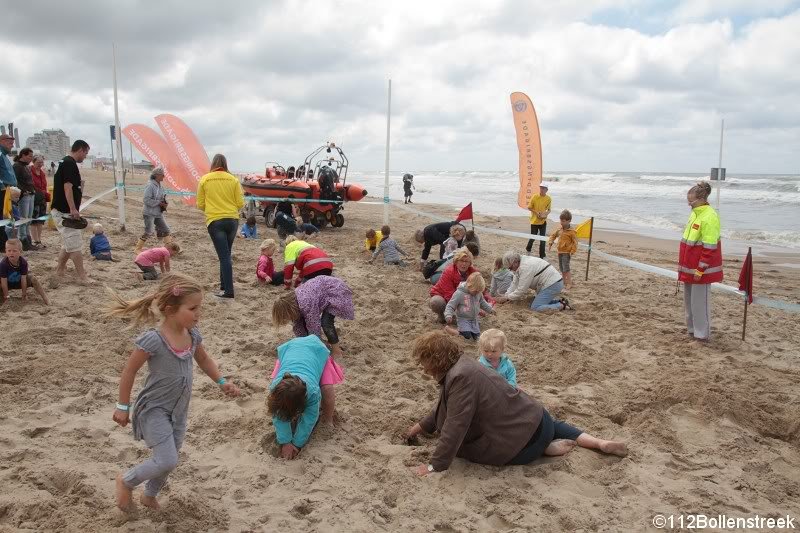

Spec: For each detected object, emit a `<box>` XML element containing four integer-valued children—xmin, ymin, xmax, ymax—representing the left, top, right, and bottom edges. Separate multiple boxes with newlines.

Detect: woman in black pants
<box><xmin>197</xmin><ymin>154</ymin><xmax>245</xmax><ymax>299</ymax></box>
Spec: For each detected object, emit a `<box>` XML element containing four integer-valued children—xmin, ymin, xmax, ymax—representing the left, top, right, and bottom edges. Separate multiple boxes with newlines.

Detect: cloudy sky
<box><xmin>2</xmin><ymin>0</ymin><xmax>799</xmax><ymax>173</ymax></box>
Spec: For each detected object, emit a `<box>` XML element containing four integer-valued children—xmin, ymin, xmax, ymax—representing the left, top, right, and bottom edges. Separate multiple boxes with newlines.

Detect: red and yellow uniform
<box><xmin>678</xmin><ymin>205</ymin><xmax>722</xmax><ymax>284</ymax></box>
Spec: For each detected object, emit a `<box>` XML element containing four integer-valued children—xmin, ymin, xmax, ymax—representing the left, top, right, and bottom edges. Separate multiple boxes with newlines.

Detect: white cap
<box><xmin>539</xmin><ymin>182</ymin><xmax>550</xmax><ymax>189</ymax></box>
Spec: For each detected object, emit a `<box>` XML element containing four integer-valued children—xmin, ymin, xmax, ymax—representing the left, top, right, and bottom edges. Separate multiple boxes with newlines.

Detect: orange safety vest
<box><xmin>678</xmin><ymin>205</ymin><xmax>723</xmax><ymax>284</ymax></box>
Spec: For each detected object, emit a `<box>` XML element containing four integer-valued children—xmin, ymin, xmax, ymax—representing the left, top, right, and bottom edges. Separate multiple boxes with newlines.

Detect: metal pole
<box><xmin>584</xmin><ymin>217</ymin><xmax>594</xmax><ymax>281</ymax></box>
<box><xmin>383</xmin><ymin>79</ymin><xmax>391</xmax><ymax>225</ymax></box>
<box><xmin>112</xmin><ymin>43</ymin><xmax>126</xmax><ymax>231</ymax></box>
<box><xmin>715</xmin><ymin>119</ymin><xmax>724</xmax><ymax>211</ymax></box>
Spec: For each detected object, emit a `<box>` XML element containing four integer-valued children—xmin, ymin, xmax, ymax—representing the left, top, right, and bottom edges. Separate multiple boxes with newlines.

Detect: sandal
<box><xmin>559</xmin><ymin>297</ymin><xmax>574</xmax><ymax>311</ymax></box>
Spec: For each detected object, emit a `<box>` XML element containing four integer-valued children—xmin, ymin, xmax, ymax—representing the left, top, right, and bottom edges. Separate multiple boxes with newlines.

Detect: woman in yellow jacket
<box><xmin>197</xmin><ymin>154</ymin><xmax>245</xmax><ymax>299</ymax></box>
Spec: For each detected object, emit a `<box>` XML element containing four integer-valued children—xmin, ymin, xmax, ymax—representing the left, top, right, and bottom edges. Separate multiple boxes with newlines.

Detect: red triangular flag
<box><xmin>738</xmin><ymin>248</ymin><xmax>753</xmax><ymax>304</ymax></box>
<box><xmin>455</xmin><ymin>202</ymin><xmax>473</xmax><ymax>222</ymax></box>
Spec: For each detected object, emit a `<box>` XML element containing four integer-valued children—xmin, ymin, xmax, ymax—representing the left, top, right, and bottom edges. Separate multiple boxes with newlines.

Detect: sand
<box><xmin>1</xmin><ymin>170</ymin><xmax>798</xmax><ymax>532</ymax></box>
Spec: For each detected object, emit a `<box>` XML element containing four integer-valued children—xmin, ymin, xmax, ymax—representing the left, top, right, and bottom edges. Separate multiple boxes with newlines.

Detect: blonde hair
<box><xmin>466</xmin><ymin>271</ymin><xmax>485</xmax><ymax>292</ymax></box>
<box><xmin>493</xmin><ymin>257</ymin><xmax>504</xmax><ymax>272</ymax></box>
<box><xmin>452</xmin><ymin>248</ymin><xmax>474</xmax><ymax>264</ymax></box>
<box><xmin>272</xmin><ymin>291</ymin><xmax>301</xmax><ymax>326</ymax></box>
<box><xmin>93</xmin><ymin>223</ymin><xmax>104</xmax><ymax>235</ymax></box>
<box><xmin>260</xmin><ymin>239</ymin><xmax>276</xmax><ymax>253</ymax></box>
<box><xmin>449</xmin><ymin>224</ymin><xmax>466</xmax><ymax>238</ymax></box>
<box><xmin>4</xmin><ymin>238</ymin><xmax>22</xmax><ymax>251</ymax></box>
<box><xmin>479</xmin><ymin>329</ymin><xmax>507</xmax><ymax>353</ymax></box>
<box><xmin>285</xmin><ymin>235</ymin><xmax>297</xmax><ymax>245</ymax></box>
<box><xmin>165</xmin><ymin>242</ymin><xmax>182</xmax><ymax>255</ymax></box>
<box><xmin>106</xmin><ymin>273</ymin><xmax>203</xmax><ymax>324</ymax></box>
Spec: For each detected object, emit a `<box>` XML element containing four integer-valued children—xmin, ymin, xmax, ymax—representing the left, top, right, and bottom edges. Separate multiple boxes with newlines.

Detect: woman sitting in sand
<box><xmin>429</xmin><ymin>248</ymin><xmax>493</xmax><ymax>322</ymax></box>
<box><xmin>404</xmin><ymin>331</ymin><xmax>627</xmax><ymax>475</ymax></box>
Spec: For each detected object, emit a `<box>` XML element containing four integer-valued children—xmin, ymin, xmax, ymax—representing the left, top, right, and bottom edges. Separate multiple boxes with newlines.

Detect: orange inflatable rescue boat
<box><xmin>241</xmin><ymin>142</ymin><xmax>367</xmax><ymax>228</ymax></box>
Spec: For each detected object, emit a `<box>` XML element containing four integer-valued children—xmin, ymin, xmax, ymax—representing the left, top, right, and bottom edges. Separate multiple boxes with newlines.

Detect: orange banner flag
<box><xmin>155</xmin><ymin>114</ymin><xmax>210</xmax><ymax>187</ymax></box>
<box><xmin>510</xmin><ymin>92</ymin><xmax>543</xmax><ymax>209</ymax></box>
<box><xmin>123</xmin><ymin>124</ymin><xmax>196</xmax><ymax>205</ymax></box>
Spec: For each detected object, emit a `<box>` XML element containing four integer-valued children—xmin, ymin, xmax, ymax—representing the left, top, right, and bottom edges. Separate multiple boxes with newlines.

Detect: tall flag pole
<box><xmin>383</xmin><ymin>79</ymin><xmax>392</xmax><ymax>225</ymax></box>
<box><xmin>112</xmin><ymin>43</ymin><xmax>126</xmax><ymax>230</ymax></box>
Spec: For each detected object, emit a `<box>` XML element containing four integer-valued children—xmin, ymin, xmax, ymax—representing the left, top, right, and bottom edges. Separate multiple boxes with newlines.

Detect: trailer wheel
<box><xmin>331</xmin><ymin>213</ymin><xmax>345</xmax><ymax>227</ymax></box>
<box><xmin>264</xmin><ymin>206</ymin><xmax>276</xmax><ymax>228</ymax></box>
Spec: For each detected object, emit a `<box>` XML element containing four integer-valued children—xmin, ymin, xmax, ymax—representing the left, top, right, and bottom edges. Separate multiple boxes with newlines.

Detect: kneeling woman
<box><xmin>405</xmin><ymin>331</ymin><xmax>627</xmax><ymax>475</ymax></box>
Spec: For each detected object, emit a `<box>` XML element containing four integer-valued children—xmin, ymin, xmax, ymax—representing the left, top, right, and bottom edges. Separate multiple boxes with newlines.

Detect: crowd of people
<box><xmin>2</xmin><ymin>142</ymin><xmax>725</xmax><ymax>513</ymax></box>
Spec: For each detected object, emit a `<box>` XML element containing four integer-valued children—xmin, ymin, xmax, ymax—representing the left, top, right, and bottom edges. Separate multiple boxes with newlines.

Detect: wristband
<box><xmin>217</xmin><ymin>377</ymin><xmax>227</xmax><ymax>385</ymax></box>
<box><xmin>115</xmin><ymin>403</ymin><xmax>129</xmax><ymax>411</ymax></box>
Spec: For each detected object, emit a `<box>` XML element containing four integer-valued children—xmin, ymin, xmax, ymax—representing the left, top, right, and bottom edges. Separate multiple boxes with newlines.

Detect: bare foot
<box><xmin>543</xmin><ymin>439</ymin><xmax>576</xmax><ymax>456</ymax></box>
<box><xmin>444</xmin><ymin>325</ymin><xmax>459</xmax><ymax>336</ymax></box>
<box><xmin>140</xmin><ymin>494</ymin><xmax>160</xmax><ymax>510</ymax></box>
<box><xmin>599</xmin><ymin>440</ymin><xmax>628</xmax><ymax>457</ymax></box>
<box><xmin>115</xmin><ymin>474</ymin><xmax>133</xmax><ymax>511</ymax></box>
<box><xmin>77</xmin><ymin>277</ymin><xmax>93</xmax><ymax>287</ymax></box>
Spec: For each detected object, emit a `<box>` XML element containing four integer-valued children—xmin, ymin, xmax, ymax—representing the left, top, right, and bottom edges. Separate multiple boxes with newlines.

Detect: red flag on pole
<box><xmin>455</xmin><ymin>202</ymin><xmax>473</xmax><ymax>222</ymax></box>
<box><xmin>738</xmin><ymin>248</ymin><xmax>753</xmax><ymax>303</ymax></box>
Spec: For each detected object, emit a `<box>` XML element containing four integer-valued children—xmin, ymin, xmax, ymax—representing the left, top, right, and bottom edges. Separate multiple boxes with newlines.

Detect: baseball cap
<box><xmin>539</xmin><ymin>182</ymin><xmax>550</xmax><ymax>189</ymax></box>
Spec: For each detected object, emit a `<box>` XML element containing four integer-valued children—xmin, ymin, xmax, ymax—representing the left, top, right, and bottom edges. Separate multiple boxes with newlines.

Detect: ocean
<box><xmin>348</xmin><ymin>170</ymin><xmax>800</xmax><ymax>253</ymax></box>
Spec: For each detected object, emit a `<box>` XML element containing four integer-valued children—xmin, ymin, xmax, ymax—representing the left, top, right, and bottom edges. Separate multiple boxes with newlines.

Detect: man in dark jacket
<box><xmin>415</xmin><ymin>220</ymin><xmax>455</xmax><ymax>262</ymax></box>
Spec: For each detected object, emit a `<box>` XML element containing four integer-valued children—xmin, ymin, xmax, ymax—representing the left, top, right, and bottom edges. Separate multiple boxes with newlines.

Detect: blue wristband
<box><xmin>217</xmin><ymin>377</ymin><xmax>227</xmax><ymax>385</ymax></box>
<box><xmin>115</xmin><ymin>403</ymin><xmax>129</xmax><ymax>411</ymax></box>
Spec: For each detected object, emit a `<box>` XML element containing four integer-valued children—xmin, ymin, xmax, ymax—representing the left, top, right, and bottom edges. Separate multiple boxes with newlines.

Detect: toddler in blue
<box><xmin>477</xmin><ymin>328</ymin><xmax>517</xmax><ymax>388</ymax></box>
<box><xmin>268</xmin><ymin>335</ymin><xmax>343</xmax><ymax>460</ymax></box>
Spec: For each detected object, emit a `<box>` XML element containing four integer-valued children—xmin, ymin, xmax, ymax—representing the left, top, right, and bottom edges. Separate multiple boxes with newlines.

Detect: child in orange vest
<box><xmin>548</xmin><ymin>209</ymin><xmax>578</xmax><ymax>289</ymax></box>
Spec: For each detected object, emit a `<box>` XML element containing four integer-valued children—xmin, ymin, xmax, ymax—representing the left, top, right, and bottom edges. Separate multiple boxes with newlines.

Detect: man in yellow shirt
<box><xmin>526</xmin><ymin>183</ymin><xmax>551</xmax><ymax>258</ymax></box>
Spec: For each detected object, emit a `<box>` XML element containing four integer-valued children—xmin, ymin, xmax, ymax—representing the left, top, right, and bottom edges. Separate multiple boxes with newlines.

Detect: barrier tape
<box><xmin>392</xmin><ymin>202</ymin><xmax>800</xmax><ymax>314</ymax></box>
<box><xmin>120</xmin><ymin>185</ymin><xmax>345</xmax><ymax>204</ymax></box>
<box><xmin>1</xmin><ymin>186</ymin><xmax>118</xmax><ymax>228</ymax></box>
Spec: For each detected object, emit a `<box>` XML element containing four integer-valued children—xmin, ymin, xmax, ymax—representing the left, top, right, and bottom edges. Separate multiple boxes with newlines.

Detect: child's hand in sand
<box><xmin>281</xmin><ymin>443</ymin><xmax>300</xmax><ymax>460</ymax></box>
<box><xmin>221</xmin><ymin>382</ymin><xmax>240</xmax><ymax>397</ymax></box>
<box><xmin>413</xmin><ymin>463</ymin><xmax>432</xmax><ymax>477</ymax></box>
<box><xmin>495</xmin><ymin>296</ymin><xmax>508</xmax><ymax>304</ymax></box>
<box><xmin>112</xmin><ymin>408</ymin><xmax>130</xmax><ymax>427</ymax></box>
<box><xmin>329</xmin><ymin>344</ymin><xmax>344</xmax><ymax>359</ymax></box>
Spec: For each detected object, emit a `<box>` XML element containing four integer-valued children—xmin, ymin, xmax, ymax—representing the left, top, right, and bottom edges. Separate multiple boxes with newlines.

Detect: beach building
<box><xmin>25</xmin><ymin>128</ymin><xmax>70</xmax><ymax>162</ymax></box>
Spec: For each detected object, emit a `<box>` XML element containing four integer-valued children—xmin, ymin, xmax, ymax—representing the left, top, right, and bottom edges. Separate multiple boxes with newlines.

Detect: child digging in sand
<box><xmin>109</xmin><ymin>273</ymin><xmax>240</xmax><ymax>511</ymax></box>
<box><xmin>444</xmin><ymin>271</ymin><xmax>495</xmax><ymax>340</ymax></box>
<box><xmin>134</xmin><ymin>242</ymin><xmax>181</xmax><ymax>281</ymax></box>
<box><xmin>0</xmin><ymin>238</ymin><xmax>49</xmax><ymax>306</ymax></box>
<box><xmin>90</xmin><ymin>223</ymin><xmax>118</xmax><ymax>261</ymax></box>
<box><xmin>257</xmin><ymin>238</ymin><xmax>284</xmax><ymax>286</ymax></box>
<box><xmin>367</xmin><ymin>225</ymin><xmax>408</xmax><ymax>266</ymax></box>
<box><xmin>268</xmin><ymin>335</ymin><xmax>343</xmax><ymax>459</ymax></box>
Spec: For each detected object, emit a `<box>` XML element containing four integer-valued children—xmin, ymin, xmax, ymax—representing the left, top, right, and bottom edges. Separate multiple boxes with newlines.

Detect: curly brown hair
<box><xmin>412</xmin><ymin>331</ymin><xmax>463</xmax><ymax>376</ymax></box>
<box><xmin>267</xmin><ymin>374</ymin><xmax>307</xmax><ymax>420</ymax></box>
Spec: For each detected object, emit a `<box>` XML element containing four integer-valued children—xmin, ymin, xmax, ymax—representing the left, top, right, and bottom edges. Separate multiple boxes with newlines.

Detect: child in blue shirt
<box><xmin>268</xmin><ymin>335</ymin><xmax>344</xmax><ymax>460</ymax></box>
<box><xmin>239</xmin><ymin>215</ymin><xmax>258</xmax><ymax>239</ymax></box>
<box><xmin>477</xmin><ymin>329</ymin><xmax>517</xmax><ymax>388</ymax></box>
<box><xmin>90</xmin><ymin>223</ymin><xmax>117</xmax><ymax>261</ymax></box>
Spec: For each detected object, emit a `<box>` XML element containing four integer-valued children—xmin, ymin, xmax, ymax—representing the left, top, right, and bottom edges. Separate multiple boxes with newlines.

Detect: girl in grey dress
<box><xmin>108</xmin><ymin>273</ymin><xmax>240</xmax><ymax>511</ymax></box>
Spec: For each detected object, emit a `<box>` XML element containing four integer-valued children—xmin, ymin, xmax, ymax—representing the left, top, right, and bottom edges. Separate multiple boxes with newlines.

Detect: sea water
<box><xmin>349</xmin><ymin>170</ymin><xmax>800</xmax><ymax>252</ymax></box>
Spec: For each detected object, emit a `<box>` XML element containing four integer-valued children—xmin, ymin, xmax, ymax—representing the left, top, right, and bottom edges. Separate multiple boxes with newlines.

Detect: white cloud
<box><xmin>0</xmin><ymin>1</ymin><xmax>798</xmax><ymax>173</ymax></box>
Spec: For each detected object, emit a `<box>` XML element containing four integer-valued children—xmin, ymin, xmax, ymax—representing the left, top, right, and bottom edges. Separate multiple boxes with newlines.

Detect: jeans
<box><xmin>526</xmin><ymin>223</ymin><xmax>547</xmax><ymax>258</ymax></box>
<box><xmin>507</xmin><ymin>410</ymin><xmax>583</xmax><ymax>465</ymax></box>
<box><xmin>531</xmin><ymin>279</ymin><xmax>564</xmax><ymax>311</ymax></box>
<box><xmin>17</xmin><ymin>194</ymin><xmax>34</xmax><ymax>241</ymax></box>
<box><xmin>208</xmin><ymin>218</ymin><xmax>238</xmax><ymax>296</ymax></box>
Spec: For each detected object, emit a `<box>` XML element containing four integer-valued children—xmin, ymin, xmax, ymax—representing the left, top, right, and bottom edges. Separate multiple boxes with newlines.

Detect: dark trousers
<box><xmin>136</xmin><ymin>262</ymin><xmax>160</xmax><ymax>280</ymax></box>
<box><xmin>0</xmin><ymin>189</ymin><xmax>6</xmax><ymax>251</ymax></box>
<box><xmin>208</xmin><ymin>218</ymin><xmax>238</xmax><ymax>296</ymax></box>
<box><xmin>303</xmin><ymin>268</ymin><xmax>333</xmax><ymax>283</ymax></box>
<box><xmin>526</xmin><ymin>223</ymin><xmax>547</xmax><ymax>258</ymax></box>
<box><xmin>507</xmin><ymin>410</ymin><xmax>583</xmax><ymax>465</ymax></box>
<box><xmin>269</xmin><ymin>271</ymin><xmax>285</xmax><ymax>286</ymax></box>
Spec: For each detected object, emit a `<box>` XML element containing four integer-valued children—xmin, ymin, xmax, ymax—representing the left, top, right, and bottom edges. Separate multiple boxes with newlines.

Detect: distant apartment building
<box><xmin>25</xmin><ymin>129</ymin><xmax>70</xmax><ymax>162</ymax></box>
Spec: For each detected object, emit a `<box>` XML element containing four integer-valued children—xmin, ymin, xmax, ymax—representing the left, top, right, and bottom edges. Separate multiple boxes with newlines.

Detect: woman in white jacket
<box><xmin>495</xmin><ymin>251</ymin><xmax>570</xmax><ymax>311</ymax></box>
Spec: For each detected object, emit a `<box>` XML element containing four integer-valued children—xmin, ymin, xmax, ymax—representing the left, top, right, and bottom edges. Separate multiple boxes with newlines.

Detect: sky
<box><xmin>2</xmin><ymin>0</ymin><xmax>799</xmax><ymax>174</ymax></box>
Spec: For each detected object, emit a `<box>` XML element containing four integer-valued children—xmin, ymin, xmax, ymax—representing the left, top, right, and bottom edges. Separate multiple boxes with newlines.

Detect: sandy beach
<box><xmin>1</xmin><ymin>170</ymin><xmax>798</xmax><ymax>532</ymax></box>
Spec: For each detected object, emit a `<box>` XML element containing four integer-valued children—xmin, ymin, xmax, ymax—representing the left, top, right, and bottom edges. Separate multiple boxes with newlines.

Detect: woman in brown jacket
<box><xmin>405</xmin><ymin>332</ymin><xmax>627</xmax><ymax>475</ymax></box>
